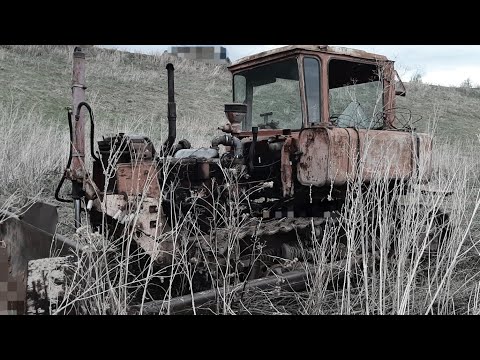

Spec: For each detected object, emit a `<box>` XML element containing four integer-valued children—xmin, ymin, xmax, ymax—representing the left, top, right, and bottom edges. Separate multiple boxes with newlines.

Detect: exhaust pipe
<box><xmin>71</xmin><ymin>47</ymin><xmax>87</xmax><ymax>228</ymax></box>
<box><xmin>164</xmin><ymin>63</ymin><xmax>176</xmax><ymax>153</ymax></box>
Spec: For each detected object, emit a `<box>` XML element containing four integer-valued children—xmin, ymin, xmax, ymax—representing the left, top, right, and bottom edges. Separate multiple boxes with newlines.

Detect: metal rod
<box><xmin>128</xmin><ymin>256</ymin><xmax>363</xmax><ymax>315</ymax></box>
<box><xmin>129</xmin><ymin>266</ymin><xmax>312</xmax><ymax>315</ymax></box>
<box><xmin>249</xmin><ymin>126</ymin><xmax>258</xmax><ymax>172</ymax></box>
<box><xmin>70</xmin><ymin>47</ymin><xmax>87</xmax><ymax>179</ymax></box>
<box><xmin>74</xmin><ymin>199</ymin><xmax>81</xmax><ymax>229</ymax></box>
<box><xmin>164</xmin><ymin>63</ymin><xmax>177</xmax><ymax>153</ymax></box>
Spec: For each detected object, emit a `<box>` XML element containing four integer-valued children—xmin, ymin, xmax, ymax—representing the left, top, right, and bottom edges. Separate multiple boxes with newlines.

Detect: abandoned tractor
<box><xmin>0</xmin><ymin>45</ymin><xmax>449</xmax><ymax>315</ymax></box>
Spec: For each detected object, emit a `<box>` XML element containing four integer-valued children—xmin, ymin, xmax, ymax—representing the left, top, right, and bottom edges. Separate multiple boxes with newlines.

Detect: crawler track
<box><xmin>24</xmin><ymin>207</ymin><xmax>451</xmax><ymax>315</ymax></box>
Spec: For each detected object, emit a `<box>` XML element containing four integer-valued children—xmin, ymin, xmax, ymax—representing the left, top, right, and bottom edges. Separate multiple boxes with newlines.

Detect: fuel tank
<box><xmin>296</xmin><ymin>127</ymin><xmax>432</xmax><ymax>187</ymax></box>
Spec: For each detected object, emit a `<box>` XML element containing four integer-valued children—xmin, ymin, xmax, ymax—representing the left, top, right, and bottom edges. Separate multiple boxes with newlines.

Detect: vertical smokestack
<box><xmin>165</xmin><ymin>63</ymin><xmax>176</xmax><ymax>152</ymax></box>
<box><xmin>71</xmin><ymin>47</ymin><xmax>86</xmax><ymax>174</ymax></box>
<box><xmin>71</xmin><ymin>46</ymin><xmax>87</xmax><ymax>228</ymax></box>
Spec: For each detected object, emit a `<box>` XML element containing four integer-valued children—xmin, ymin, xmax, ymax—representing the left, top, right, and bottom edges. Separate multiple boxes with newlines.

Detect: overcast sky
<box><xmin>99</xmin><ymin>45</ymin><xmax>480</xmax><ymax>87</ymax></box>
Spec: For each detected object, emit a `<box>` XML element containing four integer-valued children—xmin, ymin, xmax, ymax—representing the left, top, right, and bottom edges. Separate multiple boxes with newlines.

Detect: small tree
<box><xmin>410</xmin><ymin>71</ymin><xmax>423</xmax><ymax>84</ymax></box>
<box><xmin>460</xmin><ymin>78</ymin><xmax>473</xmax><ymax>89</ymax></box>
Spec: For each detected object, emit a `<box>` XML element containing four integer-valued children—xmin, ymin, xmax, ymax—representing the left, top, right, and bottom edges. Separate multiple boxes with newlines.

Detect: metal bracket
<box><xmin>71</xmin><ymin>84</ymin><xmax>87</xmax><ymax>90</ymax></box>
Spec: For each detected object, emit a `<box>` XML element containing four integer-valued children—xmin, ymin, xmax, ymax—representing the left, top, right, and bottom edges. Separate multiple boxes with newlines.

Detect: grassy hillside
<box><xmin>1</xmin><ymin>45</ymin><xmax>480</xmax><ymax>143</ymax></box>
<box><xmin>0</xmin><ymin>45</ymin><xmax>232</xmax><ymax>147</ymax></box>
<box><xmin>397</xmin><ymin>82</ymin><xmax>480</xmax><ymax>137</ymax></box>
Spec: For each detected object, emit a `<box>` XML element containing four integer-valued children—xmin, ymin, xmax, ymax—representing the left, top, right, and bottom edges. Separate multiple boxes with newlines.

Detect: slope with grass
<box><xmin>0</xmin><ymin>45</ymin><xmax>232</xmax><ymax>146</ymax></box>
<box><xmin>1</xmin><ymin>45</ymin><xmax>480</xmax><ymax>142</ymax></box>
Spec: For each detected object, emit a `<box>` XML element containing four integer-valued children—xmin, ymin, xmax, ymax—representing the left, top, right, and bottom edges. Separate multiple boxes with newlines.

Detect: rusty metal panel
<box><xmin>281</xmin><ymin>138</ymin><xmax>295</xmax><ymax>197</ymax></box>
<box><xmin>0</xmin><ymin>203</ymin><xmax>60</xmax><ymax>315</ymax></box>
<box><xmin>298</xmin><ymin>127</ymin><xmax>354</xmax><ymax>186</ymax></box>
<box><xmin>103</xmin><ymin>194</ymin><xmax>171</xmax><ymax>264</ymax></box>
<box><xmin>104</xmin><ymin>194</ymin><xmax>167</xmax><ymax>236</ymax></box>
<box><xmin>359</xmin><ymin>130</ymin><xmax>414</xmax><ymax>180</ymax></box>
<box><xmin>20</xmin><ymin>202</ymin><xmax>58</xmax><ymax>235</ymax></box>
<box><xmin>324</xmin><ymin>46</ymin><xmax>388</xmax><ymax>61</ymax></box>
<box><xmin>297</xmin><ymin>127</ymin><xmax>430</xmax><ymax>187</ymax></box>
<box><xmin>297</xmin><ymin>127</ymin><xmax>331</xmax><ymax>186</ymax></box>
<box><xmin>383</xmin><ymin>61</ymin><xmax>396</xmax><ymax>128</ymax></box>
<box><xmin>116</xmin><ymin>161</ymin><xmax>161</xmax><ymax>198</ymax></box>
<box><xmin>329</xmin><ymin>128</ymin><xmax>355</xmax><ymax>184</ymax></box>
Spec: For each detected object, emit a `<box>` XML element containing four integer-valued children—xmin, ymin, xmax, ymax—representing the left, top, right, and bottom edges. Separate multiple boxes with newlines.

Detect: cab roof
<box><xmin>228</xmin><ymin>45</ymin><xmax>389</xmax><ymax>71</ymax></box>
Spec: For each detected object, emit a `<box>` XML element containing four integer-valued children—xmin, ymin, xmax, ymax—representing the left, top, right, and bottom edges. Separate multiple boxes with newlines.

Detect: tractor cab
<box><xmin>226</xmin><ymin>45</ymin><xmax>406</xmax><ymax>138</ymax></box>
<box><xmin>221</xmin><ymin>45</ymin><xmax>428</xmax><ymax>196</ymax></box>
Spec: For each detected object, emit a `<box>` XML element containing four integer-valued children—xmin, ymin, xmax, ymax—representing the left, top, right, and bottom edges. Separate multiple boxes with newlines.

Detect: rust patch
<box><xmin>297</xmin><ymin>127</ymin><xmax>432</xmax><ymax>187</ymax></box>
<box><xmin>116</xmin><ymin>161</ymin><xmax>160</xmax><ymax>198</ymax></box>
<box><xmin>360</xmin><ymin>130</ymin><xmax>413</xmax><ymax>179</ymax></box>
<box><xmin>70</xmin><ymin>47</ymin><xmax>87</xmax><ymax>181</ymax></box>
<box><xmin>281</xmin><ymin>138</ymin><xmax>296</xmax><ymax>197</ymax></box>
<box><xmin>297</xmin><ymin>128</ymin><xmax>330</xmax><ymax>186</ymax></box>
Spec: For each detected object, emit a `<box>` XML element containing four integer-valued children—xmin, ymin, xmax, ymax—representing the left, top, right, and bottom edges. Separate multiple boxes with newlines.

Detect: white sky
<box><xmin>99</xmin><ymin>45</ymin><xmax>480</xmax><ymax>87</ymax></box>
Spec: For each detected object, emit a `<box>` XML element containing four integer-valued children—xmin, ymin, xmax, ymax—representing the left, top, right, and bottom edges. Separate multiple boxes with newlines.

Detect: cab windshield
<box><xmin>233</xmin><ymin>58</ymin><xmax>302</xmax><ymax>131</ymax></box>
<box><xmin>328</xmin><ymin>59</ymin><xmax>384</xmax><ymax>129</ymax></box>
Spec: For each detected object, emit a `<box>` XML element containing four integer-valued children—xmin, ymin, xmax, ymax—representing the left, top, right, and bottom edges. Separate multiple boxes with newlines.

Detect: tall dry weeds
<box><xmin>40</xmin><ymin>128</ymin><xmax>480</xmax><ymax>315</ymax></box>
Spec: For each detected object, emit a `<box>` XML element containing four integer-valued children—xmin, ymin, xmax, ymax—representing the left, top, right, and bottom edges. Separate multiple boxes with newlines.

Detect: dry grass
<box><xmin>302</xmin><ymin>135</ymin><xmax>480</xmax><ymax>314</ymax></box>
<box><xmin>42</xmin><ymin>132</ymin><xmax>480</xmax><ymax>315</ymax></box>
<box><xmin>0</xmin><ymin>101</ymin><xmax>68</xmax><ymax>197</ymax></box>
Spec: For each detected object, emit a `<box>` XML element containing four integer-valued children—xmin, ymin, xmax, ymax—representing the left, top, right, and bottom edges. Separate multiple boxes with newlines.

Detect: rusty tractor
<box><xmin>0</xmin><ymin>45</ymin><xmax>451</xmax><ymax>315</ymax></box>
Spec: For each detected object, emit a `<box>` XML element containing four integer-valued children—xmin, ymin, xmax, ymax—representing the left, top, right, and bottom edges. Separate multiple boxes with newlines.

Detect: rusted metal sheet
<box><xmin>103</xmin><ymin>194</ymin><xmax>172</xmax><ymax>264</ymax></box>
<box><xmin>116</xmin><ymin>161</ymin><xmax>161</xmax><ymax>197</ymax></box>
<box><xmin>383</xmin><ymin>61</ymin><xmax>396</xmax><ymax>128</ymax></box>
<box><xmin>297</xmin><ymin>127</ymin><xmax>432</xmax><ymax>187</ymax></box>
<box><xmin>0</xmin><ymin>202</ymin><xmax>77</xmax><ymax>315</ymax></box>
<box><xmin>298</xmin><ymin>127</ymin><xmax>330</xmax><ymax>187</ymax></box>
<box><xmin>298</xmin><ymin>56</ymin><xmax>308</xmax><ymax>128</ymax></box>
<box><xmin>281</xmin><ymin>137</ymin><xmax>295</xmax><ymax>197</ymax></box>
<box><xmin>361</xmin><ymin>130</ymin><xmax>414</xmax><ymax>179</ymax></box>
<box><xmin>21</xmin><ymin>202</ymin><xmax>58</xmax><ymax>235</ymax></box>
<box><xmin>329</xmin><ymin>128</ymin><xmax>356</xmax><ymax>184</ymax></box>
<box><xmin>324</xmin><ymin>46</ymin><xmax>388</xmax><ymax>61</ymax></box>
<box><xmin>104</xmin><ymin>194</ymin><xmax>167</xmax><ymax>235</ymax></box>
<box><xmin>0</xmin><ymin>206</ymin><xmax>57</xmax><ymax>281</ymax></box>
